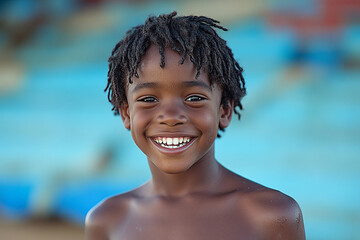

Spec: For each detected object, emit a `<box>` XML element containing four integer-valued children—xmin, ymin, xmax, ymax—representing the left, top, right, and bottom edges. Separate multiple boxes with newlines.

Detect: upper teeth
<box><xmin>153</xmin><ymin>137</ymin><xmax>191</xmax><ymax>148</ymax></box>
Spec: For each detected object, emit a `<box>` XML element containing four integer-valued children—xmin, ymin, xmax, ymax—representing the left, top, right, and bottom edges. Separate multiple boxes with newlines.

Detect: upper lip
<box><xmin>148</xmin><ymin>132</ymin><xmax>197</xmax><ymax>138</ymax></box>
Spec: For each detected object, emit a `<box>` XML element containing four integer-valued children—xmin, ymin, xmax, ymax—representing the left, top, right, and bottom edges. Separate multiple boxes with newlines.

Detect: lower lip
<box><xmin>150</xmin><ymin>138</ymin><xmax>196</xmax><ymax>155</ymax></box>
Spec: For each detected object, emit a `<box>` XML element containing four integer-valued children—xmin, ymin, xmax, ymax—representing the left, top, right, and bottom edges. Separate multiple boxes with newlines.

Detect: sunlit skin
<box><xmin>85</xmin><ymin>46</ymin><xmax>306</xmax><ymax>240</ymax></box>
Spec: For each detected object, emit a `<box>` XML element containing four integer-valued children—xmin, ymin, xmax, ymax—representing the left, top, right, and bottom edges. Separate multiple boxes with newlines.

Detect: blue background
<box><xmin>0</xmin><ymin>0</ymin><xmax>359</xmax><ymax>239</ymax></box>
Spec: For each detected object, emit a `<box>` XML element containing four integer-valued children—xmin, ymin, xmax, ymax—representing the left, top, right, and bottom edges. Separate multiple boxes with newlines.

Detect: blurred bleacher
<box><xmin>0</xmin><ymin>0</ymin><xmax>359</xmax><ymax>239</ymax></box>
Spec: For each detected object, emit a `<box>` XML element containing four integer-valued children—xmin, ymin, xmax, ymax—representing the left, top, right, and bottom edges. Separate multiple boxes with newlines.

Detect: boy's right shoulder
<box><xmin>85</xmin><ymin>190</ymin><xmax>136</xmax><ymax>239</ymax></box>
<box><xmin>86</xmin><ymin>192</ymin><xmax>131</xmax><ymax>225</ymax></box>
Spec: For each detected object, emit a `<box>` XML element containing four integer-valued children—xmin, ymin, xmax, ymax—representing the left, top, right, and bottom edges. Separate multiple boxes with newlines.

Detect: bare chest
<box><xmin>108</xmin><ymin>196</ymin><xmax>259</xmax><ymax>240</ymax></box>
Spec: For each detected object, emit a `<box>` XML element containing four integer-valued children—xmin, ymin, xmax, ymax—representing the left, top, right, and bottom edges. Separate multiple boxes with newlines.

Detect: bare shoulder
<box><xmin>84</xmin><ymin>191</ymin><xmax>135</xmax><ymax>240</ymax></box>
<box><xmin>238</xmin><ymin>182</ymin><xmax>306</xmax><ymax>240</ymax></box>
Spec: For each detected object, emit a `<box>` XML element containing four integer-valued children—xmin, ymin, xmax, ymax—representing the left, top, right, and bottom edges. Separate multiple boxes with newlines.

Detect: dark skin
<box><xmin>85</xmin><ymin>45</ymin><xmax>306</xmax><ymax>240</ymax></box>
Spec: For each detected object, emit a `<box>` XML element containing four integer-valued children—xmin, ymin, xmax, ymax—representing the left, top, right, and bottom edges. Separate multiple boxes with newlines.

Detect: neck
<box><xmin>147</xmin><ymin>156</ymin><xmax>224</xmax><ymax>198</ymax></box>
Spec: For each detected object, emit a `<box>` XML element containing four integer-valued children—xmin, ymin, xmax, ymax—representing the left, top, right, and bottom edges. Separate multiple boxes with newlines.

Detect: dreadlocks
<box><xmin>105</xmin><ymin>11</ymin><xmax>246</xmax><ymax>135</ymax></box>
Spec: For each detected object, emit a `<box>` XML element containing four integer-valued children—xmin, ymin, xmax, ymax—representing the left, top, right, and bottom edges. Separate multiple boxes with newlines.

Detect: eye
<box><xmin>185</xmin><ymin>95</ymin><xmax>206</xmax><ymax>102</ymax></box>
<box><xmin>137</xmin><ymin>96</ymin><xmax>158</xmax><ymax>103</ymax></box>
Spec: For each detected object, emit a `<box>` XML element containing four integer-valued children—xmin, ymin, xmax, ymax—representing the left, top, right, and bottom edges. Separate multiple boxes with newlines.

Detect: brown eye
<box><xmin>185</xmin><ymin>95</ymin><xmax>206</xmax><ymax>102</ymax></box>
<box><xmin>138</xmin><ymin>96</ymin><xmax>158</xmax><ymax>102</ymax></box>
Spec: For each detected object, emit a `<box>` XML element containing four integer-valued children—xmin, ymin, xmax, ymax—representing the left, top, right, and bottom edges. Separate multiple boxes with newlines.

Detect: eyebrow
<box><xmin>182</xmin><ymin>80</ymin><xmax>212</xmax><ymax>91</ymax></box>
<box><xmin>131</xmin><ymin>80</ymin><xmax>212</xmax><ymax>92</ymax></box>
<box><xmin>132</xmin><ymin>82</ymin><xmax>158</xmax><ymax>92</ymax></box>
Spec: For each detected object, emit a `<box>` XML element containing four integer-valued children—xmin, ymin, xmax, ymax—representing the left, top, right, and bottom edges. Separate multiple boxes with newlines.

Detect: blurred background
<box><xmin>0</xmin><ymin>0</ymin><xmax>359</xmax><ymax>239</ymax></box>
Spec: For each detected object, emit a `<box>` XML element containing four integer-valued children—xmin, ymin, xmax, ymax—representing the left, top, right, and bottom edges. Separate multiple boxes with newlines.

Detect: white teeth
<box><xmin>153</xmin><ymin>137</ymin><xmax>191</xmax><ymax>148</ymax></box>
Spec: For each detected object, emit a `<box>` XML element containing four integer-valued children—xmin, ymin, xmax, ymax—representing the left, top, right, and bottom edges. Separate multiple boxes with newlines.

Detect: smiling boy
<box><xmin>85</xmin><ymin>12</ymin><xmax>306</xmax><ymax>240</ymax></box>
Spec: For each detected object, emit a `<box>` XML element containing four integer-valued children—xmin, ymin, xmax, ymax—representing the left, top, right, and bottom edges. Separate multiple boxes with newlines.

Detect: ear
<box><xmin>219</xmin><ymin>100</ymin><xmax>233</xmax><ymax>129</ymax></box>
<box><xmin>118</xmin><ymin>103</ymin><xmax>131</xmax><ymax>130</ymax></box>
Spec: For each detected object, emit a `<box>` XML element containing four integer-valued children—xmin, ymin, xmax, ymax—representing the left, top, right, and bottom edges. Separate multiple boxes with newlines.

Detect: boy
<box><xmin>85</xmin><ymin>12</ymin><xmax>305</xmax><ymax>240</ymax></box>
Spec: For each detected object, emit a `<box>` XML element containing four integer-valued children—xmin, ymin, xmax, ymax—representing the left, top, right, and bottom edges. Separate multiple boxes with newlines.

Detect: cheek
<box><xmin>129</xmin><ymin>106</ymin><xmax>151</xmax><ymax>124</ymax></box>
<box><xmin>129</xmin><ymin>108</ymin><xmax>147</xmax><ymax>137</ymax></box>
<box><xmin>190</xmin><ymin>106</ymin><xmax>220</xmax><ymax>134</ymax></box>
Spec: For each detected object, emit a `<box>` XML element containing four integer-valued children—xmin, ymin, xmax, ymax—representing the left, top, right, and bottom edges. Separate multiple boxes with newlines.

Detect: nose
<box><xmin>156</xmin><ymin>100</ymin><xmax>187</xmax><ymax>126</ymax></box>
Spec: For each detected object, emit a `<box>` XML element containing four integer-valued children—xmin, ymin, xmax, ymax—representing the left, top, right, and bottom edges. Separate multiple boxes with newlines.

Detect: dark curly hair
<box><xmin>105</xmin><ymin>11</ymin><xmax>246</xmax><ymax>135</ymax></box>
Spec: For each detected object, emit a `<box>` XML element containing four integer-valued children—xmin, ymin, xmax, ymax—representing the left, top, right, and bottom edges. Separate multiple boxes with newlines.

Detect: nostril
<box><xmin>158</xmin><ymin>114</ymin><xmax>187</xmax><ymax>126</ymax></box>
<box><xmin>160</xmin><ymin>119</ymin><xmax>185</xmax><ymax>126</ymax></box>
<box><xmin>157</xmin><ymin>102</ymin><xmax>187</xmax><ymax>126</ymax></box>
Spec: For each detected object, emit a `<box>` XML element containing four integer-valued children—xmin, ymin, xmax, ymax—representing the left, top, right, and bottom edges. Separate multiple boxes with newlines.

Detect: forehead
<box><xmin>127</xmin><ymin>45</ymin><xmax>222</xmax><ymax>96</ymax></box>
<box><xmin>139</xmin><ymin>45</ymin><xmax>197</xmax><ymax>75</ymax></box>
<box><xmin>126</xmin><ymin>45</ymin><xmax>223</xmax><ymax>103</ymax></box>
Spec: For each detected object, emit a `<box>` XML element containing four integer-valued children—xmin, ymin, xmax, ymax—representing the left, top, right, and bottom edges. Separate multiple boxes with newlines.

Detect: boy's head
<box><xmin>105</xmin><ymin>11</ymin><xmax>246</xmax><ymax>136</ymax></box>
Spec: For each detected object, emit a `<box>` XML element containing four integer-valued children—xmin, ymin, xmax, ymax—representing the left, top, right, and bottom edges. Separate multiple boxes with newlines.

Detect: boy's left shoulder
<box><xmin>238</xmin><ymin>184</ymin><xmax>306</xmax><ymax>239</ymax></box>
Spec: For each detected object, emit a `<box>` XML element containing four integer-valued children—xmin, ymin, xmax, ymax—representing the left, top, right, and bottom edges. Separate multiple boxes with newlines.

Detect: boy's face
<box><xmin>119</xmin><ymin>45</ymin><xmax>232</xmax><ymax>174</ymax></box>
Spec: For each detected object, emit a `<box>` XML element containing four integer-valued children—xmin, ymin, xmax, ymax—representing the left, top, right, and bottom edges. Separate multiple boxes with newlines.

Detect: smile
<box><xmin>152</xmin><ymin>137</ymin><xmax>192</xmax><ymax>149</ymax></box>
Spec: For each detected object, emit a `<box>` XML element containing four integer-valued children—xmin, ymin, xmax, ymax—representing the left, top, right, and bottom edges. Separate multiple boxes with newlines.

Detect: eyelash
<box><xmin>137</xmin><ymin>95</ymin><xmax>206</xmax><ymax>103</ymax></box>
<box><xmin>137</xmin><ymin>96</ymin><xmax>158</xmax><ymax>102</ymax></box>
<box><xmin>185</xmin><ymin>95</ymin><xmax>206</xmax><ymax>102</ymax></box>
